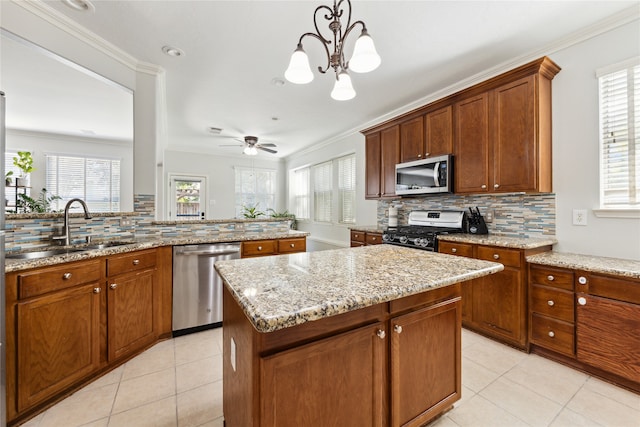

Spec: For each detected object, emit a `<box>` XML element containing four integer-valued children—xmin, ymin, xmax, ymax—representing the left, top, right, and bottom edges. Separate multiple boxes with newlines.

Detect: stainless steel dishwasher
<box><xmin>172</xmin><ymin>243</ymin><xmax>241</xmax><ymax>336</ymax></box>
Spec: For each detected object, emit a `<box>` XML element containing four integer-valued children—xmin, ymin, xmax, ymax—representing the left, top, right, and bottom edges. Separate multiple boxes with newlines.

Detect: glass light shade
<box><xmin>349</xmin><ymin>30</ymin><xmax>381</xmax><ymax>73</ymax></box>
<box><xmin>243</xmin><ymin>146</ymin><xmax>258</xmax><ymax>155</ymax></box>
<box><xmin>284</xmin><ymin>45</ymin><xmax>314</xmax><ymax>84</ymax></box>
<box><xmin>331</xmin><ymin>71</ymin><xmax>356</xmax><ymax>101</ymax></box>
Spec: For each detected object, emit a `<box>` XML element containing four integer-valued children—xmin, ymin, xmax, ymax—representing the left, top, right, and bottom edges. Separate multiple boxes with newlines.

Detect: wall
<box><xmin>161</xmin><ymin>150</ymin><xmax>287</xmax><ymax>220</ymax></box>
<box><xmin>548</xmin><ymin>20</ymin><xmax>640</xmax><ymax>260</ymax></box>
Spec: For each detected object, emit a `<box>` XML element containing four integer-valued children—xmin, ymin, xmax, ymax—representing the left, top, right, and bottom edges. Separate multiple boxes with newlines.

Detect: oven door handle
<box><xmin>433</xmin><ymin>162</ymin><xmax>440</xmax><ymax>187</ymax></box>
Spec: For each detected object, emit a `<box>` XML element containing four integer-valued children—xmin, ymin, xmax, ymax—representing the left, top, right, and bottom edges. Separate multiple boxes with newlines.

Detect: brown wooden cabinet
<box><xmin>365</xmin><ymin>133</ymin><xmax>382</xmax><ymax>199</ymax></box>
<box><xmin>439</xmin><ymin>241</ymin><xmax>551</xmax><ymax>349</ymax></box>
<box><xmin>241</xmin><ymin>237</ymin><xmax>306</xmax><ymax>258</ymax></box>
<box><xmin>454</xmin><ymin>93</ymin><xmax>491</xmax><ymax>193</ymax></box>
<box><xmin>350</xmin><ymin>230</ymin><xmax>383</xmax><ymax>247</ymax></box>
<box><xmin>400</xmin><ymin>116</ymin><xmax>424</xmax><ymax>163</ymax></box>
<box><xmin>381</xmin><ymin>126</ymin><xmax>400</xmax><ymax>198</ymax></box>
<box><xmin>425</xmin><ymin>106</ymin><xmax>453</xmax><ymax>158</ymax></box>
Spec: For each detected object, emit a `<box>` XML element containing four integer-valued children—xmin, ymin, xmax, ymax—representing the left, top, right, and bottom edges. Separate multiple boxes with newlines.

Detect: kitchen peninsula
<box><xmin>215</xmin><ymin>245</ymin><xmax>503</xmax><ymax>427</ymax></box>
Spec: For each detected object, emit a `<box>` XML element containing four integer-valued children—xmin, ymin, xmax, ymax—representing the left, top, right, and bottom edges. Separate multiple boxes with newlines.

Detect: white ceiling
<box><xmin>3</xmin><ymin>1</ymin><xmax>639</xmax><ymax>158</ymax></box>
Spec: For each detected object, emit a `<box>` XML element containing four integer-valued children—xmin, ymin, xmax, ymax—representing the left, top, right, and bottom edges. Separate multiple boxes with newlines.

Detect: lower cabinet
<box><xmin>350</xmin><ymin>230</ymin><xmax>383</xmax><ymax>247</ymax></box>
<box><xmin>241</xmin><ymin>237</ymin><xmax>306</xmax><ymax>257</ymax></box>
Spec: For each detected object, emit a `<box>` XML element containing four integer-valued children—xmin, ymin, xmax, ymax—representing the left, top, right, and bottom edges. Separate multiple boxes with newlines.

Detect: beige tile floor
<box><xmin>19</xmin><ymin>328</ymin><xmax>640</xmax><ymax>427</ymax></box>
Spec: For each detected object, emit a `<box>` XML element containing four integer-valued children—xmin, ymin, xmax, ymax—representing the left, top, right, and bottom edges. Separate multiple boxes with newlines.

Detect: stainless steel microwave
<box><xmin>395</xmin><ymin>154</ymin><xmax>453</xmax><ymax>196</ymax></box>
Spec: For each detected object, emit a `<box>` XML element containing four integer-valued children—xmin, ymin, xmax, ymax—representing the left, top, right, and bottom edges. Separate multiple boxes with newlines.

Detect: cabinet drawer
<box><xmin>278</xmin><ymin>238</ymin><xmax>306</xmax><ymax>254</ymax></box>
<box><xmin>531</xmin><ymin>313</ymin><xmax>575</xmax><ymax>357</ymax></box>
<box><xmin>242</xmin><ymin>240</ymin><xmax>277</xmax><ymax>257</ymax></box>
<box><xmin>531</xmin><ymin>285</ymin><xmax>574</xmax><ymax>322</ymax></box>
<box><xmin>477</xmin><ymin>246</ymin><xmax>521</xmax><ymax>268</ymax></box>
<box><xmin>438</xmin><ymin>241</ymin><xmax>473</xmax><ymax>257</ymax></box>
<box><xmin>107</xmin><ymin>249</ymin><xmax>157</xmax><ymax>277</ymax></box>
<box><xmin>350</xmin><ymin>231</ymin><xmax>366</xmax><ymax>243</ymax></box>
<box><xmin>365</xmin><ymin>233</ymin><xmax>383</xmax><ymax>245</ymax></box>
<box><xmin>18</xmin><ymin>260</ymin><xmax>102</xmax><ymax>299</ymax></box>
<box><xmin>530</xmin><ymin>265</ymin><xmax>574</xmax><ymax>291</ymax></box>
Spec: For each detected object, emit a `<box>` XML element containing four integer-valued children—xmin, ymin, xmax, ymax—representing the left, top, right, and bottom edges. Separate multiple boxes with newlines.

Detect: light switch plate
<box><xmin>572</xmin><ymin>209</ymin><xmax>587</xmax><ymax>226</ymax></box>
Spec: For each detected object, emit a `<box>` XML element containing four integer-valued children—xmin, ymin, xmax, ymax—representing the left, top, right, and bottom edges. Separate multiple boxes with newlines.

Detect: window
<box><xmin>46</xmin><ymin>154</ymin><xmax>121</xmax><ymax>212</ymax></box>
<box><xmin>291</xmin><ymin>167</ymin><xmax>310</xmax><ymax>220</ymax></box>
<box><xmin>4</xmin><ymin>151</ymin><xmax>30</xmax><ymax>212</ymax></box>
<box><xmin>290</xmin><ymin>153</ymin><xmax>356</xmax><ymax>224</ymax></box>
<box><xmin>598</xmin><ymin>58</ymin><xmax>640</xmax><ymax>209</ymax></box>
<box><xmin>234</xmin><ymin>167</ymin><xmax>276</xmax><ymax>217</ymax></box>
<box><xmin>168</xmin><ymin>175</ymin><xmax>207</xmax><ymax>220</ymax></box>
<box><xmin>313</xmin><ymin>161</ymin><xmax>333</xmax><ymax>223</ymax></box>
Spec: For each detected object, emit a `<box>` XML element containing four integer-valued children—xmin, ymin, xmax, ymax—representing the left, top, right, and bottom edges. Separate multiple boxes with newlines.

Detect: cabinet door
<box><xmin>454</xmin><ymin>94</ymin><xmax>490</xmax><ymax>193</ymax></box>
<box><xmin>425</xmin><ymin>105</ymin><xmax>453</xmax><ymax>157</ymax></box>
<box><xmin>576</xmin><ymin>294</ymin><xmax>640</xmax><ymax>383</ymax></box>
<box><xmin>400</xmin><ymin>116</ymin><xmax>425</xmax><ymax>162</ymax></box>
<box><xmin>473</xmin><ymin>267</ymin><xmax>524</xmax><ymax>344</ymax></box>
<box><xmin>108</xmin><ymin>269</ymin><xmax>156</xmax><ymax>361</ymax></box>
<box><xmin>17</xmin><ymin>283</ymin><xmax>101</xmax><ymax>411</ymax></box>
<box><xmin>365</xmin><ymin>133</ymin><xmax>382</xmax><ymax>199</ymax></box>
<box><xmin>260</xmin><ymin>322</ymin><xmax>387</xmax><ymax>427</ymax></box>
<box><xmin>381</xmin><ymin>125</ymin><xmax>400</xmax><ymax>197</ymax></box>
<box><xmin>492</xmin><ymin>76</ymin><xmax>536</xmax><ymax>192</ymax></box>
<box><xmin>390</xmin><ymin>298</ymin><xmax>461</xmax><ymax>427</ymax></box>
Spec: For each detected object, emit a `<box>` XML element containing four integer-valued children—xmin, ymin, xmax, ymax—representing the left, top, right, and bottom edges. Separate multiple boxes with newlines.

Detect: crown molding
<box><xmin>7</xmin><ymin>128</ymin><xmax>132</xmax><ymax>146</ymax></box>
<box><xmin>10</xmin><ymin>0</ymin><xmax>163</xmax><ymax>76</ymax></box>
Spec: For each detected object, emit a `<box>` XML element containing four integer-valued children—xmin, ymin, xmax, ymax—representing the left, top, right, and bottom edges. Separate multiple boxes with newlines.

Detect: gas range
<box><xmin>382</xmin><ymin>210</ymin><xmax>465</xmax><ymax>252</ymax></box>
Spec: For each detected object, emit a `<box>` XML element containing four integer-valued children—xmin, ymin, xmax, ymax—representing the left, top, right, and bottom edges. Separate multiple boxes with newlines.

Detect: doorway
<box><xmin>168</xmin><ymin>174</ymin><xmax>207</xmax><ymax>220</ymax></box>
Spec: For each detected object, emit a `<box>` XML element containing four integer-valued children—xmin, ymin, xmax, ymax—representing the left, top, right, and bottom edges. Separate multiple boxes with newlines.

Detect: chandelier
<box><xmin>284</xmin><ymin>0</ymin><xmax>381</xmax><ymax>101</ymax></box>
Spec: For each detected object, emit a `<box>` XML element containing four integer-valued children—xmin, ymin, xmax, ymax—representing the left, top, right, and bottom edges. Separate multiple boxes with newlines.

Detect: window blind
<box><xmin>313</xmin><ymin>161</ymin><xmax>333</xmax><ymax>222</ymax></box>
<box><xmin>292</xmin><ymin>167</ymin><xmax>310</xmax><ymax>220</ymax></box>
<box><xmin>599</xmin><ymin>61</ymin><xmax>639</xmax><ymax>208</ymax></box>
<box><xmin>234</xmin><ymin>167</ymin><xmax>276</xmax><ymax>217</ymax></box>
<box><xmin>338</xmin><ymin>154</ymin><xmax>356</xmax><ymax>224</ymax></box>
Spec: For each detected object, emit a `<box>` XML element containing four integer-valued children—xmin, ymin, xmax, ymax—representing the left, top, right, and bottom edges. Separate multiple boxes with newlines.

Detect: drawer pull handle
<box><xmin>394</xmin><ymin>325</ymin><xmax>403</xmax><ymax>334</ymax></box>
<box><xmin>376</xmin><ymin>329</ymin><xmax>386</xmax><ymax>339</ymax></box>
<box><xmin>290</xmin><ymin>243</ymin><xmax>295</xmax><ymax>248</ymax></box>
<box><xmin>481</xmin><ymin>184</ymin><xmax>487</xmax><ymax>189</ymax></box>
<box><xmin>493</xmin><ymin>254</ymin><xmax>500</xmax><ymax>260</ymax></box>
<box><xmin>547</xmin><ymin>300</ymin><xmax>555</xmax><ymax>307</ymax></box>
<box><xmin>132</xmin><ymin>259</ymin><xmax>140</xmax><ymax>265</ymax></box>
<box><xmin>93</xmin><ymin>287</ymin><xmax>101</xmax><ymax>294</ymax></box>
<box><xmin>578</xmin><ymin>276</ymin><xmax>587</xmax><ymax>285</ymax></box>
<box><xmin>578</xmin><ymin>297</ymin><xmax>587</xmax><ymax>306</ymax></box>
<box><xmin>62</xmin><ymin>272</ymin><xmax>72</xmax><ymax>280</ymax></box>
<box><xmin>110</xmin><ymin>283</ymin><xmax>118</xmax><ymax>290</ymax></box>
<box><xmin>371</xmin><ymin>237</ymin><xmax>376</xmax><ymax>241</ymax></box>
<box><xmin>257</xmin><ymin>246</ymin><xmax>263</xmax><ymax>251</ymax></box>
<box><xmin>494</xmin><ymin>184</ymin><xmax>500</xmax><ymax>189</ymax></box>
<box><xmin>547</xmin><ymin>275</ymin><xmax>555</xmax><ymax>281</ymax></box>
<box><xmin>451</xmin><ymin>248</ymin><xmax>457</xmax><ymax>253</ymax></box>
<box><xmin>548</xmin><ymin>331</ymin><xmax>555</xmax><ymax>338</ymax></box>
<box><xmin>355</xmin><ymin>234</ymin><xmax>359</xmax><ymax>238</ymax></box>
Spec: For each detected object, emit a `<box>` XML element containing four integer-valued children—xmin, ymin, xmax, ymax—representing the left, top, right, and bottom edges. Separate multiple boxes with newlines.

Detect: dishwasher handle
<box><xmin>174</xmin><ymin>247</ymin><xmax>241</xmax><ymax>257</ymax></box>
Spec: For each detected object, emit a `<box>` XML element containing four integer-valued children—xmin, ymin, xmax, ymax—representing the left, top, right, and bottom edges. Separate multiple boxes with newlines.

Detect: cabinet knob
<box><xmin>371</xmin><ymin>237</ymin><xmax>377</xmax><ymax>241</ymax></box>
<box><xmin>376</xmin><ymin>329</ymin><xmax>386</xmax><ymax>339</ymax></box>
<box><xmin>451</xmin><ymin>248</ymin><xmax>457</xmax><ymax>253</ymax></box>
<box><xmin>578</xmin><ymin>276</ymin><xmax>587</xmax><ymax>285</ymax></box>
<box><xmin>290</xmin><ymin>243</ymin><xmax>295</xmax><ymax>248</ymax></box>
<box><xmin>93</xmin><ymin>287</ymin><xmax>101</xmax><ymax>294</ymax></box>
<box><xmin>394</xmin><ymin>325</ymin><xmax>403</xmax><ymax>334</ymax></box>
<box><xmin>257</xmin><ymin>246</ymin><xmax>263</xmax><ymax>251</ymax></box>
<box><xmin>548</xmin><ymin>331</ymin><xmax>555</xmax><ymax>338</ymax></box>
<box><xmin>110</xmin><ymin>283</ymin><xmax>118</xmax><ymax>290</ymax></box>
<box><xmin>425</xmin><ymin>153</ymin><xmax>430</xmax><ymax>157</ymax></box>
<box><xmin>547</xmin><ymin>300</ymin><xmax>555</xmax><ymax>307</ymax></box>
<box><xmin>62</xmin><ymin>272</ymin><xmax>72</xmax><ymax>280</ymax></box>
<box><xmin>481</xmin><ymin>184</ymin><xmax>487</xmax><ymax>189</ymax></box>
<box><xmin>494</xmin><ymin>184</ymin><xmax>500</xmax><ymax>189</ymax></box>
<box><xmin>132</xmin><ymin>259</ymin><xmax>140</xmax><ymax>265</ymax></box>
<box><xmin>417</xmin><ymin>154</ymin><xmax>422</xmax><ymax>158</ymax></box>
<box><xmin>493</xmin><ymin>254</ymin><xmax>500</xmax><ymax>260</ymax></box>
<box><xmin>578</xmin><ymin>297</ymin><xmax>587</xmax><ymax>306</ymax></box>
<box><xmin>547</xmin><ymin>275</ymin><xmax>555</xmax><ymax>281</ymax></box>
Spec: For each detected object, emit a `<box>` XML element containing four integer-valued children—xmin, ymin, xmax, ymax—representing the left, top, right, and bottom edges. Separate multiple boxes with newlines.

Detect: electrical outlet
<box><xmin>484</xmin><ymin>210</ymin><xmax>495</xmax><ymax>223</ymax></box>
<box><xmin>572</xmin><ymin>209</ymin><xmax>587</xmax><ymax>226</ymax></box>
<box><xmin>120</xmin><ymin>217</ymin><xmax>132</xmax><ymax>227</ymax></box>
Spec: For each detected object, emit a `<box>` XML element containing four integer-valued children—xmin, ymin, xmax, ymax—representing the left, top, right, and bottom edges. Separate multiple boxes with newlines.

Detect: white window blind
<box><xmin>292</xmin><ymin>167</ymin><xmax>310</xmax><ymax>220</ymax></box>
<box><xmin>338</xmin><ymin>154</ymin><xmax>356</xmax><ymax>224</ymax></box>
<box><xmin>234</xmin><ymin>167</ymin><xmax>276</xmax><ymax>217</ymax></box>
<box><xmin>599</xmin><ymin>60</ymin><xmax>640</xmax><ymax>208</ymax></box>
<box><xmin>313</xmin><ymin>161</ymin><xmax>333</xmax><ymax>222</ymax></box>
<box><xmin>46</xmin><ymin>154</ymin><xmax>121</xmax><ymax>212</ymax></box>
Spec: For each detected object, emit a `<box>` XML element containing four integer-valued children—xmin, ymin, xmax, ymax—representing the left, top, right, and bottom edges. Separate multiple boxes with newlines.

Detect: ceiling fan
<box><xmin>220</xmin><ymin>135</ymin><xmax>278</xmax><ymax>155</ymax></box>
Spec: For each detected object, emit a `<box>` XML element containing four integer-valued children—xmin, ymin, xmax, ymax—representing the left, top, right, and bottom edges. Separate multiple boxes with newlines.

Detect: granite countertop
<box><xmin>4</xmin><ymin>230</ymin><xmax>309</xmax><ymax>273</ymax></box>
<box><xmin>215</xmin><ymin>245</ymin><xmax>503</xmax><ymax>333</ymax></box>
<box><xmin>349</xmin><ymin>226</ymin><xmax>385</xmax><ymax>233</ymax></box>
<box><xmin>438</xmin><ymin>234</ymin><xmax>558</xmax><ymax>249</ymax></box>
<box><xmin>526</xmin><ymin>252</ymin><xmax>640</xmax><ymax>280</ymax></box>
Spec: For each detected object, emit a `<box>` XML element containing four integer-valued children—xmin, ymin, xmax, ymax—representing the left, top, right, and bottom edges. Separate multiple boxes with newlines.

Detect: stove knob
<box><xmin>382</xmin><ymin>234</ymin><xmax>390</xmax><ymax>242</ymax></box>
<box><xmin>399</xmin><ymin>236</ymin><xmax>408</xmax><ymax>244</ymax></box>
<box><xmin>421</xmin><ymin>239</ymin><xmax>429</xmax><ymax>247</ymax></box>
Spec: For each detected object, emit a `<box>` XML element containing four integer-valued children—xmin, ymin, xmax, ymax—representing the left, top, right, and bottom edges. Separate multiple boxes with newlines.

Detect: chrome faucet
<box><xmin>54</xmin><ymin>198</ymin><xmax>92</xmax><ymax>246</ymax></box>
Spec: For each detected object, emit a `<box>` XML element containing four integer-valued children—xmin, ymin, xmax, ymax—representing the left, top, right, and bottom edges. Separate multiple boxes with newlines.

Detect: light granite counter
<box><xmin>527</xmin><ymin>251</ymin><xmax>640</xmax><ymax>280</ymax></box>
<box><xmin>438</xmin><ymin>233</ymin><xmax>558</xmax><ymax>249</ymax></box>
<box><xmin>349</xmin><ymin>225</ymin><xmax>386</xmax><ymax>233</ymax></box>
<box><xmin>4</xmin><ymin>230</ymin><xmax>309</xmax><ymax>273</ymax></box>
<box><xmin>215</xmin><ymin>244</ymin><xmax>503</xmax><ymax>333</ymax></box>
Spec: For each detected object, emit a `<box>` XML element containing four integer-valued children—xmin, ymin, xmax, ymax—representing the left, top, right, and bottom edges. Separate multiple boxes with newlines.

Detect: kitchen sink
<box><xmin>81</xmin><ymin>241</ymin><xmax>133</xmax><ymax>250</ymax></box>
<box><xmin>6</xmin><ymin>248</ymin><xmax>85</xmax><ymax>260</ymax></box>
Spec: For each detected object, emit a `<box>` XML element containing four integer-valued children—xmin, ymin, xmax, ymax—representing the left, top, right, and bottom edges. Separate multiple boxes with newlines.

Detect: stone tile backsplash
<box><xmin>377</xmin><ymin>193</ymin><xmax>556</xmax><ymax>237</ymax></box>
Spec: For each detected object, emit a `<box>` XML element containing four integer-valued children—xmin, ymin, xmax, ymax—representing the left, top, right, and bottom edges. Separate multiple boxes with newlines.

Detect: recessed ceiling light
<box><xmin>271</xmin><ymin>78</ymin><xmax>285</xmax><ymax>87</ymax></box>
<box><xmin>162</xmin><ymin>45</ymin><xmax>185</xmax><ymax>57</ymax></box>
<box><xmin>61</xmin><ymin>0</ymin><xmax>95</xmax><ymax>12</ymax></box>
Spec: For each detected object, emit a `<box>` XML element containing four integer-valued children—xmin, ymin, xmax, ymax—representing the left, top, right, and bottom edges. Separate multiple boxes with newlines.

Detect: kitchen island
<box><xmin>215</xmin><ymin>245</ymin><xmax>503</xmax><ymax>427</ymax></box>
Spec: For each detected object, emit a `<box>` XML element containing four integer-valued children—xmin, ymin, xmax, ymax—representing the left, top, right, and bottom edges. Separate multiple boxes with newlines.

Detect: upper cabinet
<box><xmin>365</xmin><ymin>126</ymin><xmax>400</xmax><ymax>199</ymax></box>
<box><xmin>362</xmin><ymin>57</ymin><xmax>560</xmax><ymax>199</ymax></box>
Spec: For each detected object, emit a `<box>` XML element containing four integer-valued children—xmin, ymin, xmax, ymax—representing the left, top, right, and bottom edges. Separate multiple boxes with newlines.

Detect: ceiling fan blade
<box><xmin>257</xmin><ymin>143</ymin><xmax>277</xmax><ymax>148</ymax></box>
<box><xmin>219</xmin><ymin>144</ymin><xmax>243</xmax><ymax>147</ymax></box>
<box><xmin>258</xmin><ymin>146</ymin><xmax>278</xmax><ymax>154</ymax></box>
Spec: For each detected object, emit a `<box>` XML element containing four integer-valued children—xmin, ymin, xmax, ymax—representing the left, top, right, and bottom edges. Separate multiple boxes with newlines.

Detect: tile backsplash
<box><xmin>377</xmin><ymin>193</ymin><xmax>556</xmax><ymax>237</ymax></box>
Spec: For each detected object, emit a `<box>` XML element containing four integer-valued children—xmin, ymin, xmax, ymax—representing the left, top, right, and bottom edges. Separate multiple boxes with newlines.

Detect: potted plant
<box><xmin>241</xmin><ymin>204</ymin><xmax>265</xmax><ymax>219</ymax></box>
<box><xmin>268</xmin><ymin>208</ymin><xmax>297</xmax><ymax>229</ymax></box>
<box><xmin>5</xmin><ymin>170</ymin><xmax>13</xmax><ymax>186</ymax></box>
<box><xmin>16</xmin><ymin>188</ymin><xmax>61</xmax><ymax>213</ymax></box>
<box><xmin>13</xmin><ymin>151</ymin><xmax>34</xmax><ymax>186</ymax></box>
